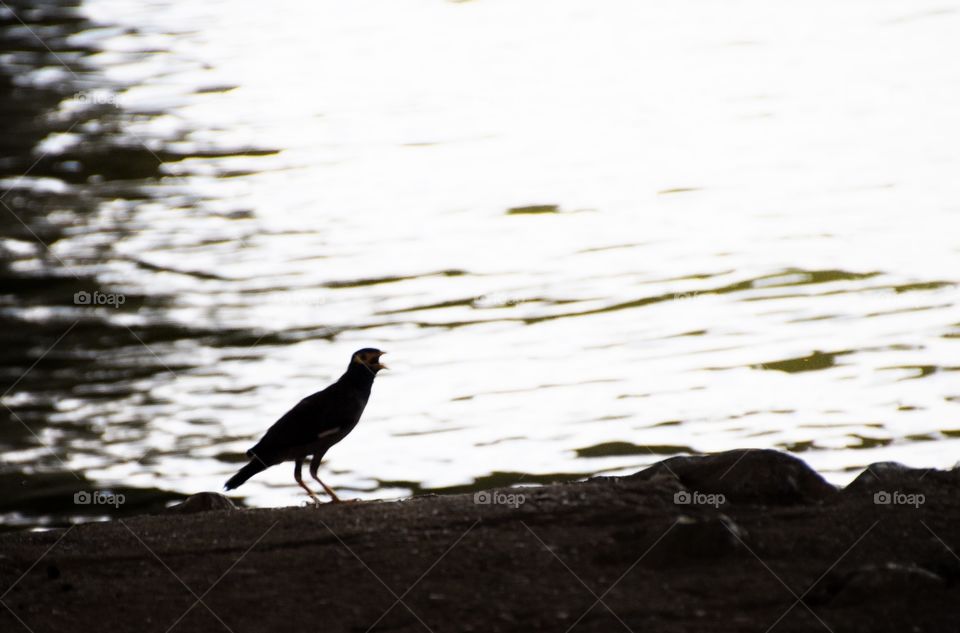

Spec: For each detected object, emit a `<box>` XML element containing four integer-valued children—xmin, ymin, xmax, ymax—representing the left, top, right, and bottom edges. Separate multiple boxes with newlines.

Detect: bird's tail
<box><xmin>224</xmin><ymin>460</ymin><xmax>266</xmax><ymax>490</ymax></box>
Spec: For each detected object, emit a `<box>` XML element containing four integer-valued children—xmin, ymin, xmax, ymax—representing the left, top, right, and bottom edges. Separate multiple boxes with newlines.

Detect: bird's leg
<box><xmin>309</xmin><ymin>453</ymin><xmax>342</xmax><ymax>503</ymax></box>
<box><xmin>294</xmin><ymin>458</ymin><xmax>321</xmax><ymax>505</ymax></box>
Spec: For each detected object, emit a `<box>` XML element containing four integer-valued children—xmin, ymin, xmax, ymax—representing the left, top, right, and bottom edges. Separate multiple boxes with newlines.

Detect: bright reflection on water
<box><xmin>1</xmin><ymin>0</ymin><xmax>959</xmax><ymax>528</ymax></box>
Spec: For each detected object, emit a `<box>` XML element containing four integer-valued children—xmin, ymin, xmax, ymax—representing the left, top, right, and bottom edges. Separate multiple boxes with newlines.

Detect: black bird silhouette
<box><xmin>224</xmin><ymin>348</ymin><xmax>387</xmax><ymax>503</ymax></box>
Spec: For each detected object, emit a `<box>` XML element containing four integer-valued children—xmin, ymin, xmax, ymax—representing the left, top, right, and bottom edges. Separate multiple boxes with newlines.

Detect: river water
<box><xmin>1</xmin><ymin>0</ymin><xmax>959</xmax><ymax>529</ymax></box>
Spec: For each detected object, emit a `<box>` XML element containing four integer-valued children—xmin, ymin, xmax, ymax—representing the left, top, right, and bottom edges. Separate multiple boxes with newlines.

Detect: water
<box><xmin>2</xmin><ymin>0</ymin><xmax>959</xmax><ymax>530</ymax></box>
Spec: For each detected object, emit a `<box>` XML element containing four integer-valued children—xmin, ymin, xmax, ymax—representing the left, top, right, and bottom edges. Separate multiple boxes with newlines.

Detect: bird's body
<box><xmin>224</xmin><ymin>348</ymin><xmax>387</xmax><ymax>503</ymax></box>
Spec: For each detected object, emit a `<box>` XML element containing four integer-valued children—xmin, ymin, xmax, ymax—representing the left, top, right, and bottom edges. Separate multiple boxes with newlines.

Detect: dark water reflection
<box><xmin>0</xmin><ymin>0</ymin><xmax>256</xmax><ymax>528</ymax></box>
<box><xmin>2</xmin><ymin>0</ymin><xmax>959</xmax><ymax>530</ymax></box>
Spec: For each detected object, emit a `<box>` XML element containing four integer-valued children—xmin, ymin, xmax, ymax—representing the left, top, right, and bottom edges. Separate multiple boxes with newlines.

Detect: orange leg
<box><xmin>294</xmin><ymin>459</ymin><xmax>320</xmax><ymax>504</ymax></box>
<box><xmin>309</xmin><ymin>453</ymin><xmax>342</xmax><ymax>503</ymax></box>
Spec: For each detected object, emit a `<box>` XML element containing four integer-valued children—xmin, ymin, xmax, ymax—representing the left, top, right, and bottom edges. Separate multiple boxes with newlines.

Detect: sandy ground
<box><xmin>1</xmin><ymin>450</ymin><xmax>958</xmax><ymax>633</ymax></box>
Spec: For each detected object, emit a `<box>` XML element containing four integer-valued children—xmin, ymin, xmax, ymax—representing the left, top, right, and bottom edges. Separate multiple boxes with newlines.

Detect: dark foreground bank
<box><xmin>1</xmin><ymin>450</ymin><xmax>958</xmax><ymax>633</ymax></box>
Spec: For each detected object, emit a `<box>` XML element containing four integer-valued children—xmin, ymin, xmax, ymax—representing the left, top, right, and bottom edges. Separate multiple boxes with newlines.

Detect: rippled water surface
<box><xmin>2</xmin><ymin>0</ymin><xmax>959</xmax><ymax>528</ymax></box>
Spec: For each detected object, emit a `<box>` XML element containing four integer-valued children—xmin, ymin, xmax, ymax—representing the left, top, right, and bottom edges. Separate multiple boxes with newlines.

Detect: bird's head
<box><xmin>352</xmin><ymin>348</ymin><xmax>388</xmax><ymax>374</ymax></box>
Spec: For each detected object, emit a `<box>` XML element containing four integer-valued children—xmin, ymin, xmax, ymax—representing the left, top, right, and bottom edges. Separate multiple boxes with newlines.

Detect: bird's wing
<box><xmin>247</xmin><ymin>386</ymin><xmax>343</xmax><ymax>462</ymax></box>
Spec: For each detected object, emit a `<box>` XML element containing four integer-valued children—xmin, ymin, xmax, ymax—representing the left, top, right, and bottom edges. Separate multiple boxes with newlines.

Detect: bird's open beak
<box><xmin>376</xmin><ymin>352</ymin><xmax>388</xmax><ymax>370</ymax></box>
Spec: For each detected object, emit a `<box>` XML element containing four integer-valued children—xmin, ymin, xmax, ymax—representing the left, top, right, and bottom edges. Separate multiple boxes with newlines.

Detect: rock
<box><xmin>844</xmin><ymin>462</ymin><xmax>960</xmax><ymax>499</ymax></box>
<box><xmin>3</xmin><ymin>457</ymin><xmax>960</xmax><ymax>633</ymax></box>
<box><xmin>164</xmin><ymin>492</ymin><xmax>236</xmax><ymax>514</ymax></box>
<box><xmin>627</xmin><ymin>449</ymin><xmax>837</xmax><ymax>504</ymax></box>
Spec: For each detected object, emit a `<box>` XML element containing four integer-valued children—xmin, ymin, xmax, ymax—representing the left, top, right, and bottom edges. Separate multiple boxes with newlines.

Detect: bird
<box><xmin>224</xmin><ymin>348</ymin><xmax>387</xmax><ymax>503</ymax></box>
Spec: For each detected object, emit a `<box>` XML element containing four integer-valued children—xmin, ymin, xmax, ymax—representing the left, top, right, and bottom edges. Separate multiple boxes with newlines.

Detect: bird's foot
<box><xmin>318</xmin><ymin>487</ymin><xmax>341</xmax><ymax>503</ymax></box>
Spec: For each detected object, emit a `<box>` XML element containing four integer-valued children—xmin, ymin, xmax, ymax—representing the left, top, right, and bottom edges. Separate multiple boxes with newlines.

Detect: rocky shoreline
<box><xmin>1</xmin><ymin>450</ymin><xmax>958</xmax><ymax>632</ymax></box>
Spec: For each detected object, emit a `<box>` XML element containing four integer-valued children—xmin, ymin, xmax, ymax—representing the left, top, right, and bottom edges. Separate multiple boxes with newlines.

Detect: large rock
<box><xmin>844</xmin><ymin>461</ymin><xmax>960</xmax><ymax>498</ymax></box>
<box><xmin>4</xmin><ymin>455</ymin><xmax>960</xmax><ymax>633</ymax></box>
<box><xmin>627</xmin><ymin>449</ymin><xmax>837</xmax><ymax>504</ymax></box>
